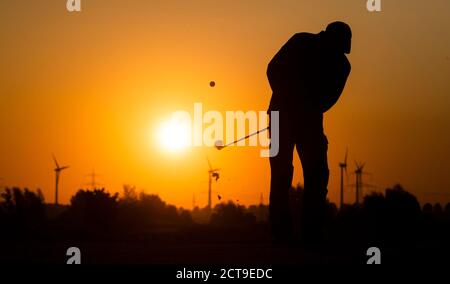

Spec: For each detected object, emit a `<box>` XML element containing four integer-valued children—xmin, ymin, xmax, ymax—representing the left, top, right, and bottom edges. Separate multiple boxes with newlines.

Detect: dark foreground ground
<box><xmin>1</xmin><ymin>224</ymin><xmax>448</xmax><ymax>265</ymax></box>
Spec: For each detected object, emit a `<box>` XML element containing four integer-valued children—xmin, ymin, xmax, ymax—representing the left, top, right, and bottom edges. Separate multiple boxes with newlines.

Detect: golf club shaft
<box><xmin>222</xmin><ymin>127</ymin><xmax>269</xmax><ymax>148</ymax></box>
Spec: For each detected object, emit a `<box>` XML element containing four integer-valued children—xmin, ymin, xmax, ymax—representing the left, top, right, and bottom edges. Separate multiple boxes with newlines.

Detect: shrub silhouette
<box><xmin>445</xmin><ymin>203</ymin><xmax>450</xmax><ymax>221</ymax></box>
<box><xmin>361</xmin><ymin>184</ymin><xmax>421</xmax><ymax>245</ymax></box>
<box><xmin>66</xmin><ymin>188</ymin><xmax>119</xmax><ymax>232</ymax></box>
<box><xmin>117</xmin><ymin>186</ymin><xmax>193</xmax><ymax>231</ymax></box>
<box><xmin>361</xmin><ymin>192</ymin><xmax>387</xmax><ymax>241</ymax></box>
<box><xmin>210</xmin><ymin>201</ymin><xmax>256</xmax><ymax>227</ymax></box>
<box><xmin>0</xmin><ymin>187</ymin><xmax>46</xmax><ymax>237</ymax></box>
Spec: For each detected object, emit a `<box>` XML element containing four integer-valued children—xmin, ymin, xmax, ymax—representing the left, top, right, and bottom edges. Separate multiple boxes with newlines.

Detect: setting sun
<box><xmin>157</xmin><ymin>116</ymin><xmax>192</xmax><ymax>153</ymax></box>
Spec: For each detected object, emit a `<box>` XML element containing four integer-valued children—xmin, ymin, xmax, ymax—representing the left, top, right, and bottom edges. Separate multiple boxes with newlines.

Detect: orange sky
<box><xmin>1</xmin><ymin>0</ymin><xmax>450</xmax><ymax>208</ymax></box>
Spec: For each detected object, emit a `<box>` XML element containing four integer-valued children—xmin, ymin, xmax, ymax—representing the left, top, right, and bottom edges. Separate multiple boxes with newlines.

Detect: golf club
<box><xmin>215</xmin><ymin>127</ymin><xmax>269</xmax><ymax>150</ymax></box>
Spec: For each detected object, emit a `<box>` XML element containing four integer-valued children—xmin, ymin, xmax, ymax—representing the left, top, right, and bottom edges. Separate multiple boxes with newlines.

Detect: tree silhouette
<box><xmin>0</xmin><ymin>187</ymin><xmax>45</xmax><ymax>237</ymax></box>
<box><xmin>122</xmin><ymin>184</ymin><xmax>138</xmax><ymax>204</ymax></box>
<box><xmin>66</xmin><ymin>188</ymin><xmax>119</xmax><ymax>232</ymax></box>
<box><xmin>117</xmin><ymin>186</ymin><xmax>193</xmax><ymax>232</ymax></box>
<box><xmin>210</xmin><ymin>201</ymin><xmax>256</xmax><ymax>227</ymax></box>
<box><xmin>361</xmin><ymin>184</ymin><xmax>421</xmax><ymax>245</ymax></box>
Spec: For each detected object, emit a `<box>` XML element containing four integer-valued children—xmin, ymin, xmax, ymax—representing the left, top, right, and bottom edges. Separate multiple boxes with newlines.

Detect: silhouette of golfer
<box><xmin>267</xmin><ymin>21</ymin><xmax>352</xmax><ymax>243</ymax></box>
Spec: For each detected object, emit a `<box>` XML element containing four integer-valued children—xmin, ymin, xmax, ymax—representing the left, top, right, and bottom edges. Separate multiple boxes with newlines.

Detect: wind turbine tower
<box><xmin>354</xmin><ymin>162</ymin><xmax>365</xmax><ymax>205</ymax></box>
<box><xmin>338</xmin><ymin>148</ymin><xmax>348</xmax><ymax>209</ymax></box>
<box><xmin>52</xmin><ymin>155</ymin><xmax>69</xmax><ymax>206</ymax></box>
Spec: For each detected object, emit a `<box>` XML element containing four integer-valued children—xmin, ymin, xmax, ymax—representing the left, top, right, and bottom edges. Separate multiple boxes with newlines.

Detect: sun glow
<box><xmin>157</xmin><ymin>116</ymin><xmax>191</xmax><ymax>153</ymax></box>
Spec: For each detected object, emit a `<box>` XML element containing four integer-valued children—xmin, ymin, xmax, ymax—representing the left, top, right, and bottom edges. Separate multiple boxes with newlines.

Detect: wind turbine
<box><xmin>353</xmin><ymin>162</ymin><xmax>374</xmax><ymax>205</ymax></box>
<box><xmin>52</xmin><ymin>155</ymin><xmax>69</xmax><ymax>206</ymax></box>
<box><xmin>206</xmin><ymin>157</ymin><xmax>220</xmax><ymax>211</ymax></box>
<box><xmin>338</xmin><ymin>148</ymin><xmax>348</xmax><ymax>209</ymax></box>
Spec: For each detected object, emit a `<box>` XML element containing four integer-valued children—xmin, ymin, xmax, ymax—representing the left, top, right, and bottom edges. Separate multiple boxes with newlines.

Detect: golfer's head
<box><xmin>325</xmin><ymin>21</ymin><xmax>352</xmax><ymax>54</ymax></box>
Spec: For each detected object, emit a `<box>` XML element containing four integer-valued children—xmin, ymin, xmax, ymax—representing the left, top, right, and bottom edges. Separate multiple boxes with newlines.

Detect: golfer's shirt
<box><xmin>267</xmin><ymin>32</ymin><xmax>351</xmax><ymax>115</ymax></box>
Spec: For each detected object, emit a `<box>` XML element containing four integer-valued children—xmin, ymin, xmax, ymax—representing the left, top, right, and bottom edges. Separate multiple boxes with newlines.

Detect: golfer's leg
<box><xmin>269</xmin><ymin>123</ymin><xmax>295</xmax><ymax>240</ymax></box>
<box><xmin>299</xmin><ymin>132</ymin><xmax>329</xmax><ymax>198</ymax></box>
<box><xmin>297</xmin><ymin>132</ymin><xmax>329</xmax><ymax>242</ymax></box>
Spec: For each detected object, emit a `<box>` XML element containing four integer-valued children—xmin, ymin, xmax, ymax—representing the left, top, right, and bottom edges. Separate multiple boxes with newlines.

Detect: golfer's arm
<box><xmin>319</xmin><ymin>79</ymin><xmax>346</xmax><ymax>112</ymax></box>
<box><xmin>318</xmin><ymin>64</ymin><xmax>351</xmax><ymax>113</ymax></box>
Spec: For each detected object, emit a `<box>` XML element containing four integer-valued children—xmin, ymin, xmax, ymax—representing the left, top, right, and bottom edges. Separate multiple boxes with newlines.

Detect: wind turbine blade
<box><xmin>52</xmin><ymin>154</ymin><xmax>59</xmax><ymax>168</ymax></box>
<box><xmin>60</xmin><ymin>166</ymin><xmax>69</xmax><ymax>171</ymax></box>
